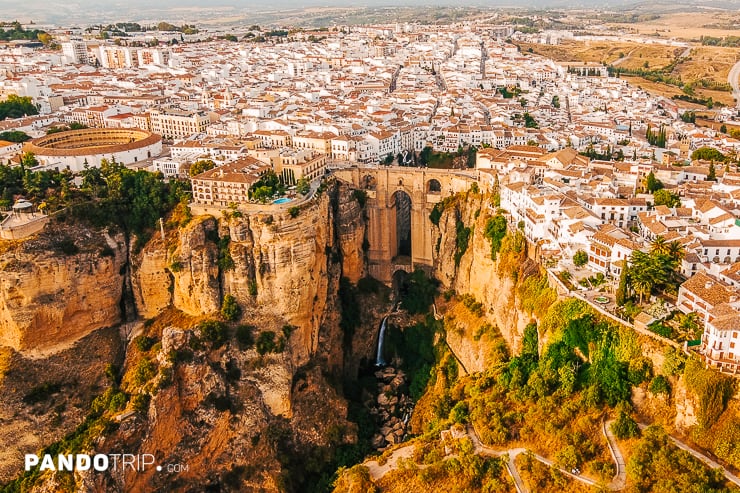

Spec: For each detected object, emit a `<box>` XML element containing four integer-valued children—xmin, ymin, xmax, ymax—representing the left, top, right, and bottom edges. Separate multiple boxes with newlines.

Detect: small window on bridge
<box><xmin>363</xmin><ymin>175</ymin><xmax>377</xmax><ymax>190</ymax></box>
<box><xmin>427</xmin><ymin>179</ymin><xmax>442</xmax><ymax>194</ymax></box>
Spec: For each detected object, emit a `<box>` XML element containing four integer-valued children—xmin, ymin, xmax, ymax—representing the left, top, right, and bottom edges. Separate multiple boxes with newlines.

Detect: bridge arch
<box><xmin>332</xmin><ymin>166</ymin><xmax>480</xmax><ymax>284</ymax></box>
<box><xmin>391</xmin><ymin>189</ymin><xmax>412</xmax><ymax>259</ymax></box>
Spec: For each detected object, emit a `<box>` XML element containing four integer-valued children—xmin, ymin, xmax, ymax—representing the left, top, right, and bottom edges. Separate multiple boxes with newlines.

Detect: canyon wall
<box><xmin>0</xmin><ymin>227</ymin><xmax>126</xmax><ymax>353</ymax></box>
<box><xmin>431</xmin><ymin>193</ymin><xmax>532</xmax><ymax>372</ymax></box>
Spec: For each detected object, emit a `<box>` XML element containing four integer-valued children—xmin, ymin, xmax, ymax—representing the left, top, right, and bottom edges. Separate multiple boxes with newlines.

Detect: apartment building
<box><xmin>150</xmin><ymin>109</ymin><xmax>210</xmax><ymax>139</ymax></box>
<box><xmin>191</xmin><ymin>157</ymin><xmax>270</xmax><ymax>207</ymax></box>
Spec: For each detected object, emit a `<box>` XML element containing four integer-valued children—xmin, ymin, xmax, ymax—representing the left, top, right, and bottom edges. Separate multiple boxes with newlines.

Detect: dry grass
<box><xmin>679</xmin><ymin>46</ymin><xmax>738</xmax><ymax>84</ymax></box>
<box><xmin>522</xmin><ymin>40</ymin><xmax>736</xmax><ymax>103</ymax></box>
<box><xmin>521</xmin><ymin>41</ymin><xmax>680</xmax><ymax>68</ymax></box>
<box><xmin>696</xmin><ymin>118</ymin><xmax>740</xmax><ymax>133</ymax></box>
<box><xmin>608</xmin><ymin>12</ymin><xmax>740</xmax><ymax>40</ymax></box>
<box><xmin>621</xmin><ymin>77</ymin><xmax>736</xmax><ymax>108</ymax></box>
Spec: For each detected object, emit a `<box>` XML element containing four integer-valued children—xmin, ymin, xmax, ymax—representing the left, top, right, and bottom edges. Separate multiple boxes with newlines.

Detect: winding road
<box><xmin>729</xmin><ymin>59</ymin><xmax>740</xmax><ymax>108</ymax></box>
<box><xmin>364</xmin><ymin>413</ymin><xmax>739</xmax><ymax>491</ymax></box>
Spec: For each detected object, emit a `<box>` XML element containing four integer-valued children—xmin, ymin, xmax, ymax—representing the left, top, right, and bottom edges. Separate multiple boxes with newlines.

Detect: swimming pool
<box><xmin>273</xmin><ymin>198</ymin><xmax>292</xmax><ymax>204</ymax></box>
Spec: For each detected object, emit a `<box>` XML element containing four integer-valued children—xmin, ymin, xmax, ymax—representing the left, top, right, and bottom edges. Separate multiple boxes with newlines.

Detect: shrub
<box><xmin>131</xmin><ymin>394</ymin><xmax>150</xmax><ymax>414</ymax></box>
<box><xmin>649</xmin><ymin>375</ymin><xmax>671</xmax><ymax>396</ymax></box>
<box><xmin>166</xmin><ymin>348</ymin><xmax>193</xmax><ymax>364</ymax></box>
<box><xmin>169</xmin><ymin>260</ymin><xmax>183</xmax><ymax>272</ymax></box>
<box><xmin>288</xmin><ymin>206</ymin><xmax>300</xmax><ymax>218</ymax></box>
<box><xmin>460</xmin><ymin>294</ymin><xmax>484</xmax><ymax>317</ymax></box>
<box><xmin>235</xmin><ymin>324</ymin><xmax>255</xmax><ymax>348</ymax></box>
<box><xmin>133</xmin><ymin>335</ymin><xmax>157</xmax><ymax>352</ymax></box>
<box><xmin>108</xmin><ymin>391</ymin><xmax>127</xmax><ymax>412</ymax></box>
<box><xmin>429</xmin><ymin>202</ymin><xmax>444</xmax><ymax>226</ymax></box>
<box><xmin>221</xmin><ymin>294</ymin><xmax>241</xmax><ymax>321</ymax></box>
<box><xmin>454</xmin><ymin>218</ymin><xmax>471</xmax><ymax>266</ymax></box>
<box><xmin>573</xmin><ymin>250</ymin><xmax>588</xmax><ymax>267</ymax></box>
<box><xmin>611</xmin><ymin>404</ymin><xmax>639</xmax><ymax>439</ymax></box>
<box><xmin>133</xmin><ymin>358</ymin><xmax>156</xmax><ymax>386</ymax></box>
<box><xmin>483</xmin><ymin>214</ymin><xmax>507</xmax><ymax>260</ymax></box>
<box><xmin>217</xmin><ymin>236</ymin><xmax>234</xmax><ymax>271</ymax></box>
<box><xmin>256</xmin><ymin>331</ymin><xmax>278</xmax><ymax>355</ymax></box>
<box><xmin>199</xmin><ymin>320</ymin><xmax>227</xmax><ymax>348</ymax></box>
<box><xmin>449</xmin><ymin>401</ymin><xmax>470</xmax><ymax>424</ymax></box>
<box><xmin>282</xmin><ymin>324</ymin><xmax>296</xmax><ymax>338</ymax></box>
<box><xmin>248</xmin><ymin>280</ymin><xmax>258</xmax><ymax>297</ymax></box>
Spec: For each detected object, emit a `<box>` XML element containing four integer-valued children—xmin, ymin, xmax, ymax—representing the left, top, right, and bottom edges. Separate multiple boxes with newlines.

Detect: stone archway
<box><xmin>391</xmin><ymin>190</ymin><xmax>412</xmax><ymax>259</ymax></box>
<box><xmin>427</xmin><ymin>179</ymin><xmax>442</xmax><ymax>194</ymax></box>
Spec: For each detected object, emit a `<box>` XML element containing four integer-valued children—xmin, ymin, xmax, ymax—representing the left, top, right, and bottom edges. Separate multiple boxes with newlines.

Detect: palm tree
<box><xmin>668</xmin><ymin>240</ymin><xmax>685</xmax><ymax>261</ymax></box>
<box><xmin>650</xmin><ymin>235</ymin><xmax>669</xmax><ymax>255</ymax></box>
<box><xmin>677</xmin><ymin>312</ymin><xmax>701</xmax><ymax>341</ymax></box>
<box><xmin>632</xmin><ymin>277</ymin><xmax>652</xmax><ymax>305</ymax></box>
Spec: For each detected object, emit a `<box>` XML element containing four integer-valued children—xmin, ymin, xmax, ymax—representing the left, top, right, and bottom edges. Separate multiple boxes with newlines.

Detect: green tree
<box><xmin>483</xmin><ymin>214</ymin><xmax>508</xmax><ymax>260</ymax></box>
<box><xmin>644</xmin><ymin>171</ymin><xmax>663</xmax><ymax>193</ymax></box>
<box><xmin>692</xmin><ymin>147</ymin><xmax>726</xmax><ymax>162</ymax></box>
<box><xmin>650</xmin><ymin>235</ymin><xmax>669</xmax><ymax>255</ymax></box>
<box><xmin>198</xmin><ymin>320</ymin><xmax>227</xmax><ymax>348</ymax></box>
<box><xmin>707</xmin><ymin>163</ymin><xmax>717</xmax><ymax>181</ymax></box>
<box><xmin>0</xmin><ymin>130</ymin><xmax>30</xmax><ymax>142</ymax></box>
<box><xmin>628</xmin><ymin>425</ymin><xmax>726</xmax><ymax>491</ymax></box>
<box><xmin>20</xmin><ymin>152</ymin><xmax>38</xmax><ymax>168</ymax></box>
<box><xmin>615</xmin><ymin>267</ymin><xmax>629</xmax><ymax>306</ymax></box>
<box><xmin>189</xmin><ymin>159</ymin><xmax>216</xmax><ymax>177</ymax></box>
<box><xmin>653</xmin><ymin>189</ymin><xmax>680</xmax><ymax>208</ymax></box>
<box><xmin>573</xmin><ymin>249</ymin><xmax>588</xmax><ymax>267</ymax></box>
<box><xmin>221</xmin><ymin>294</ymin><xmax>241</xmax><ymax>321</ymax></box>
<box><xmin>295</xmin><ymin>177</ymin><xmax>310</xmax><ymax>195</ymax></box>
<box><xmin>611</xmin><ymin>403</ymin><xmax>639</xmax><ymax>439</ymax></box>
<box><xmin>0</xmin><ymin>94</ymin><xmax>39</xmax><ymax>120</ymax></box>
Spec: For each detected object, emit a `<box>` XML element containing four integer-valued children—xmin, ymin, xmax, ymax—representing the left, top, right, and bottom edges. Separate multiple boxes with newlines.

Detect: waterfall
<box><xmin>375</xmin><ymin>316</ymin><xmax>388</xmax><ymax>366</ymax></box>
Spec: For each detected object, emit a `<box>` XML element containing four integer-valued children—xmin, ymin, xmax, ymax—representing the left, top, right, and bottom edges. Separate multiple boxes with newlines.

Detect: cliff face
<box><xmin>431</xmin><ymin>194</ymin><xmax>531</xmax><ymax>371</ymax></box>
<box><xmin>0</xmin><ymin>226</ymin><xmax>126</xmax><ymax>353</ymax></box>
<box><xmin>90</xmin><ymin>185</ymin><xmax>368</xmax><ymax>492</ymax></box>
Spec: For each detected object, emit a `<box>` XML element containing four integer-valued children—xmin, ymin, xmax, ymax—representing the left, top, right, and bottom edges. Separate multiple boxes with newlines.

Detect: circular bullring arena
<box><xmin>23</xmin><ymin>128</ymin><xmax>162</xmax><ymax>171</ymax></box>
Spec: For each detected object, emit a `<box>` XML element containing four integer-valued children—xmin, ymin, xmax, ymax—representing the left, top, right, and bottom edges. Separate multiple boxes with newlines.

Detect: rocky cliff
<box><xmin>0</xmin><ymin>224</ymin><xmax>127</xmax><ymax>354</ymax></box>
<box><xmin>430</xmin><ymin>193</ymin><xmax>532</xmax><ymax>371</ymax></box>
<box><xmin>0</xmin><ymin>182</ymin><xmax>375</xmax><ymax>490</ymax></box>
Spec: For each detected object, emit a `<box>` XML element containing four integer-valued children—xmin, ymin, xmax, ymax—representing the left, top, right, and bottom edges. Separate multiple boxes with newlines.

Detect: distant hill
<box><xmin>3</xmin><ymin>0</ymin><xmax>740</xmax><ymax>24</ymax></box>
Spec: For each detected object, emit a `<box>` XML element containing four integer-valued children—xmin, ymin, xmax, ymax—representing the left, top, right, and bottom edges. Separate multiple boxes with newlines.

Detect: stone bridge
<box><xmin>333</xmin><ymin>165</ymin><xmax>479</xmax><ymax>284</ymax></box>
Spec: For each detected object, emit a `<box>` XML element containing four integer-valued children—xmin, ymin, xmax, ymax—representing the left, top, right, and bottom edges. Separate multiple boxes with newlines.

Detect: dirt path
<box><xmin>603</xmin><ymin>420</ymin><xmax>627</xmax><ymax>490</ymax></box>
<box><xmin>365</xmin><ymin>445</ymin><xmax>416</xmax><ymax>481</ymax></box>
<box><xmin>467</xmin><ymin>424</ymin><xmax>599</xmax><ymax>492</ymax></box>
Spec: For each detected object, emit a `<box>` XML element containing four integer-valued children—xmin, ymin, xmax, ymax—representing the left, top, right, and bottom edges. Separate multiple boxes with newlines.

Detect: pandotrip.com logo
<box><xmin>25</xmin><ymin>454</ymin><xmax>189</xmax><ymax>473</ymax></box>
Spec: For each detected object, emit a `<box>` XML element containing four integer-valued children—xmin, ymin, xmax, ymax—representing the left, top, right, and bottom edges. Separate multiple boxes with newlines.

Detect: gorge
<box><xmin>0</xmin><ymin>171</ymin><xmax>738</xmax><ymax>493</ymax></box>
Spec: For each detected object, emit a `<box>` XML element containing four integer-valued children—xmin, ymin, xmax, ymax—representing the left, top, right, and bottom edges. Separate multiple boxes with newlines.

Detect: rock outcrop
<box><xmin>432</xmin><ymin>194</ymin><xmax>531</xmax><ymax>358</ymax></box>
<box><xmin>0</xmin><ymin>226</ymin><xmax>126</xmax><ymax>353</ymax></box>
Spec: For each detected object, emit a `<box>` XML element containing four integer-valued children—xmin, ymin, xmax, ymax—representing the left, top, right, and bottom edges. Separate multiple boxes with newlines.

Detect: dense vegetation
<box><xmin>483</xmin><ymin>213</ymin><xmax>507</xmax><ymax>260</ymax></box>
<box><xmin>0</xmin><ymin>95</ymin><xmax>38</xmax><ymax>120</ymax></box>
<box><xmin>616</xmin><ymin>235</ymin><xmax>684</xmax><ymax>308</ymax></box>
<box><xmin>0</xmin><ymin>157</ymin><xmax>190</xmax><ymax>240</ymax></box>
<box><xmin>0</xmin><ymin>130</ymin><xmax>30</xmax><ymax>142</ymax></box>
<box><xmin>248</xmin><ymin>170</ymin><xmax>285</xmax><ymax>202</ymax></box>
<box><xmin>0</xmin><ymin>21</ymin><xmax>46</xmax><ymax>41</ymax></box>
